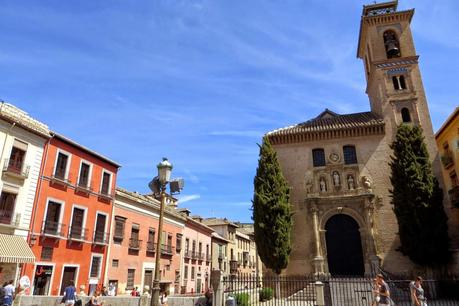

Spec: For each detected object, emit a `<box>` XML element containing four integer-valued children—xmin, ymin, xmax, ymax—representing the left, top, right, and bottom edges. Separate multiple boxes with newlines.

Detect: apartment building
<box><xmin>0</xmin><ymin>103</ymin><xmax>49</xmax><ymax>285</ymax></box>
<box><xmin>210</xmin><ymin>232</ymin><xmax>230</xmax><ymax>276</ymax></box>
<box><xmin>181</xmin><ymin>217</ymin><xmax>213</xmax><ymax>294</ymax></box>
<box><xmin>107</xmin><ymin>188</ymin><xmax>186</xmax><ymax>295</ymax></box>
<box><xmin>23</xmin><ymin>133</ymin><xmax>120</xmax><ymax>296</ymax></box>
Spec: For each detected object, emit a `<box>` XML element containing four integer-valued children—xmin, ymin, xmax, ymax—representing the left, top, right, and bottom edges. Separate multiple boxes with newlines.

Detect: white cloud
<box><xmin>179</xmin><ymin>194</ymin><xmax>201</xmax><ymax>203</ymax></box>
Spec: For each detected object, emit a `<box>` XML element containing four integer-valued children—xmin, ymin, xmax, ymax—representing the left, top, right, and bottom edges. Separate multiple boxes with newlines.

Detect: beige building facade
<box><xmin>266</xmin><ymin>1</ymin><xmax>445</xmax><ymax>276</ymax></box>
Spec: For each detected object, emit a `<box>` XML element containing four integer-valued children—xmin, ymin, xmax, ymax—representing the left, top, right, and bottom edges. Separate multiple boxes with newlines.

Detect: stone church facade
<box><xmin>266</xmin><ymin>1</ymin><xmax>447</xmax><ymax>276</ymax></box>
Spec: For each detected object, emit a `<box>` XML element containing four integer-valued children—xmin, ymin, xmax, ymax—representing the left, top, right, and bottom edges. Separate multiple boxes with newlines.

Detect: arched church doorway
<box><xmin>325</xmin><ymin>214</ymin><xmax>364</xmax><ymax>276</ymax></box>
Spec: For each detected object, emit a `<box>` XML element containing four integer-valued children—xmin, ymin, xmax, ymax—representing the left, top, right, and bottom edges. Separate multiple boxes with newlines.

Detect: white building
<box><xmin>0</xmin><ymin>102</ymin><xmax>50</xmax><ymax>284</ymax></box>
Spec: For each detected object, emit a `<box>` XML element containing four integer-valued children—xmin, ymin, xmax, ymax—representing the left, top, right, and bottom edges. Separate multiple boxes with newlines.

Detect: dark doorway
<box><xmin>33</xmin><ymin>265</ymin><xmax>53</xmax><ymax>295</ymax></box>
<box><xmin>144</xmin><ymin>270</ymin><xmax>153</xmax><ymax>293</ymax></box>
<box><xmin>325</xmin><ymin>214</ymin><xmax>364</xmax><ymax>276</ymax></box>
<box><xmin>60</xmin><ymin>266</ymin><xmax>77</xmax><ymax>295</ymax></box>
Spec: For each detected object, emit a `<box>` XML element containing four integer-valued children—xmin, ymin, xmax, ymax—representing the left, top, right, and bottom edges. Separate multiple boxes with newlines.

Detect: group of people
<box><xmin>372</xmin><ymin>274</ymin><xmax>427</xmax><ymax>306</ymax></box>
<box><xmin>0</xmin><ymin>280</ymin><xmax>15</xmax><ymax>306</ymax></box>
<box><xmin>61</xmin><ymin>281</ymin><xmax>104</xmax><ymax>306</ymax></box>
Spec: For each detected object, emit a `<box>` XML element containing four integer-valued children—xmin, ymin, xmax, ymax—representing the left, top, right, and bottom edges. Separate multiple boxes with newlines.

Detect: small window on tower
<box><xmin>401</xmin><ymin>108</ymin><xmax>411</xmax><ymax>123</ymax></box>
<box><xmin>392</xmin><ymin>76</ymin><xmax>400</xmax><ymax>90</ymax></box>
<box><xmin>399</xmin><ymin>75</ymin><xmax>407</xmax><ymax>89</ymax></box>
<box><xmin>383</xmin><ymin>30</ymin><xmax>401</xmax><ymax>59</ymax></box>
<box><xmin>392</xmin><ymin>75</ymin><xmax>407</xmax><ymax>91</ymax></box>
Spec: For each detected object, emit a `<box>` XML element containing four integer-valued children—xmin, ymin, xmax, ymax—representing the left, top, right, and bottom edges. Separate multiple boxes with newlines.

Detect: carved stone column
<box><xmin>310</xmin><ymin>204</ymin><xmax>325</xmax><ymax>275</ymax></box>
<box><xmin>364</xmin><ymin>197</ymin><xmax>380</xmax><ymax>273</ymax></box>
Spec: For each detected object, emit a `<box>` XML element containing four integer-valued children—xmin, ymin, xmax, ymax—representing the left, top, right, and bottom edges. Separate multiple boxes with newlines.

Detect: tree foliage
<box><xmin>390</xmin><ymin>124</ymin><xmax>450</xmax><ymax>266</ymax></box>
<box><xmin>252</xmin><ymin>137</ymin><xmax>292</xmax><ymax>274</ymax></box>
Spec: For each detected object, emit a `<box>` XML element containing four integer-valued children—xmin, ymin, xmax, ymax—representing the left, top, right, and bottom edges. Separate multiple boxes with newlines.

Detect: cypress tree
<box><xmin>252</xmin><ymin>137</ymin><xmax>292</xmax><ymax>274</ymax></box>
<box><xmin>389</xmin><ymin>124</ymin><xmax>450</xmax><ymax>266</ymax></box>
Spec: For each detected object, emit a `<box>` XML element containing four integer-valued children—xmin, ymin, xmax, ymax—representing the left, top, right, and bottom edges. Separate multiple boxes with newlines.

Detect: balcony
<box><xmin>441</xmin><ymin>154</ymin><xmax>454</xmax><ymax>169</ymax></box>
<box><xmin>161</xmin><ymin>244</ymin><xmax>174</xmax><ymax>255</ymax></box>
<box><xmin>449</xmin><ymin>186</ymin><xmax>459</xmax><ymax>208</ymax></box>
<box><xmin>184</xmin><ymin>250</ymin><xmax>192</xmax><ymax>259</ymax></box>
<box><xmin>218</xmin><ymin>253</ymin><xmax>224</xmax><ymax>260</ymax></box>
<box><xmin>0</xmin><ymin>210</ymin><xmax>20</xmax><ymax>227</ymax></box>
<box><xmin>230</xmin><ymin>260</ymin><xmax>238</xmax><ymax>274</ymax></box>
<box><xmin>129</xmin><ymin>238</ymin><xmax>142</xmax><ymax>250</ymax></box>
<box><xmin>50</xmin><ymin>172</ymin><xmax>71</xmax><ymax>187</ymax></box>
<box><xmin>98</xmin><ymin>189</ymin><xmax>113</xmax><ymax>202</ymax></box>
<box><xmin>68</xmin><ymin>226</ymin><xmax>88</xmax><ymax>241</ymax></box>
<box><xmin>41</xmin><ymin>221</ymin><xmax>66</xmax><ymax>238</ymax></box>
<box><xmin>75</xmin><ymin>181</ymin><xmax>93</xmax><ymax>195</ymax></box>
<box><xmin>146</xmin><ymin>241</ymin><xmax>156</xmax><ymax>253</ymax></box>
<box><xmin>191</xmin><ymin>251</ymin><xmax>198</xmax><ymax>260</ymax></box>
<box><xmin>197</xmin><ymin>252</ymin><xmax>205</xmax><ymax>261</ymax></box>
<box><xmin>92</xmin><ymin>231</ymin><xmax>109</xmax><ymax>245</ymax></box>
<box><xmin>2</xmin><ymin>158</ymin><xmax>30</xmax><ymax>180</ymax></box>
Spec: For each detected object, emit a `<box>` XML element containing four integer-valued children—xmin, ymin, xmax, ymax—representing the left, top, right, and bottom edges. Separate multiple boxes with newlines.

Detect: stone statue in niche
<box><xmin>332</xmin><ymin>171</ymin><xmax>340</xmax><ymax>187</ymax></box>
<box><xmin>319</xmin><ymin>177</ymin><xmax>327</xmax><ymax>192</ymax></box>
<box><xmin>347</xmin><ymin>175</ymin><xmax>355</xmax><ymax>190</ymax></box>
<box><xmin>305</xmin><ymin>174</ymin><xmax>313</xmax><ymax>194</ymax></box>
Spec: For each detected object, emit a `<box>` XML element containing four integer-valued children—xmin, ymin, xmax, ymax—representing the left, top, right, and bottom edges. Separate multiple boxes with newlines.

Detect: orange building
<box><xmin>23</xmin><ymin>133</ymin><xmax>120</xmax><ymax>296</ymax></box>
<box><xmin>106</xmin><ymin>188</ymin><xmax>186</xmax><ymax>295</ymax></box>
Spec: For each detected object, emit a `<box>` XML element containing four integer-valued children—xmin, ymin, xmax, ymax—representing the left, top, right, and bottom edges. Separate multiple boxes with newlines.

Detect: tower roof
<box><xmin>266</xmin><ymin>110</ymin><xmax>385</xmax><ymax>145</ymax></box>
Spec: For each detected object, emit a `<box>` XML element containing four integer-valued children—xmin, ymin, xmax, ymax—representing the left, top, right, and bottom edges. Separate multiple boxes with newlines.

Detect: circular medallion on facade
<box><xmin>328</xmin><ymin>152</ymin><xmax>341</xmax><ymax>163</ymax></box>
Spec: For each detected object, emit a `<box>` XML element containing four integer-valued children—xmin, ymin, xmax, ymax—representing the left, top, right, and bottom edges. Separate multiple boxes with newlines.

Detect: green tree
<box><xmin>389</xmin><ymin>124</ymin><xmax>450</xmax><ymax>266</ymax></box>
<box><xmin>252</xmin><ymin>137</ymin><xmax>292</xmax><ymax>274</ymax></box>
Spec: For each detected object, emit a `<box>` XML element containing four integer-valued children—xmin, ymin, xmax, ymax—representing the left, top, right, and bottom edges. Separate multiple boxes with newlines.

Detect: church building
<box><xmin>266</xmin><ymin>1</ymin><xmax>450</xmax><ymax>276</ymax></box>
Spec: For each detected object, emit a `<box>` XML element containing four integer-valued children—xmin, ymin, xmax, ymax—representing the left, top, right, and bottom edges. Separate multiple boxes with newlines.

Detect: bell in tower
<box><xmin>383</xmin><ymin>30</ymin><xmax>401</xmax><ymax>58</ymax></box>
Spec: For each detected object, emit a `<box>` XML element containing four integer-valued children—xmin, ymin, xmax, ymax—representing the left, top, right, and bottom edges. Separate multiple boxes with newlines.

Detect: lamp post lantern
<box><xmin>150</xmin><ymin>158</ymin><xmax>173</xmax><ymax>306</ymax></box>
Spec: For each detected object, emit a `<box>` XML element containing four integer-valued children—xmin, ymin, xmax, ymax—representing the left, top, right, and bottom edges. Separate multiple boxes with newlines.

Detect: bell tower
<box><xmin>357</xmin><ymin>0</ymin><xmax>438</xmax><ymax>157</ymax></box>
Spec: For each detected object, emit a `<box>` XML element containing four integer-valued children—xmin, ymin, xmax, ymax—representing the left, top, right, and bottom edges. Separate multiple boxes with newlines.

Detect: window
<box><xmin>0</xmin><ymin>192</ymin><xmax>16</xmax><ymax>225</ymax></box>
<box><xmin>100</xmin><ymin>171</ymin><xmax>112</xmax><ymax>195</ymax></box>
<box><xmin>401</xmin><ymin>108</ymin><xmax>411</xmax><ymax>123</ymax></box>
<box><xmin>130</xmin><ymin>225</ymin><xmax>140</xmax><ymax>249</ymax></box>
<box><xmin>90</xmin><ymin>255</ymin><xmax>102</xmax><ymax>278</ymax></box>
<box><xmin>54</xmin><ymin>151</ymin><xmax>69</xmax><ymax>179</ymax></box>
<box><xmin>383</xmin><ymin>30</ymin><xmax>401</xmax><ymax>59</ymax></box>
<box><xmin>343</xmin><ymin>145</ymin><xmax>358</xmax><ymax>164</ymax></box>
<box><xmin>198</xmin><ymin>242</ymin><xmax>202</xmax><ymax>255</ymax></box>
<box><xmin>206</xmin><ymin>244</ymin><xmax>209</xmax><ymax>259</ymax></box>
<box><xmin>78</xmin><ymin>162</ymin><xmax>91</xmax><ymax>187</ymax></box>
<box><xmin>70</xmin><ymin>207</ymin><xmax>85</xmax><ymax>240</ymax></box>
<box><xmin>43</xmin><ymin>200</ymin><xmax>63</xmax><ymax>235</ymax></box>
<box><xmin>167</xmin><ymin>234</ymin><xmax>172</xmax><ymax>247</ymax></box>
<box><xmin>94</xmin><ymin>213</ymin><xmax>107</xmax><ymax>243</ymax></box>
<box><xmin>113</xmin><ymin>216</ymin><xmax>126</xmax><ymax>241</ymax></box>
<box><xmin>176</xmin><ymin>234</ymin><xmax>182</xmax><ymax>252</ymax></box>
<box><xmin>185</xmin><ymin>238</ymin><xmax>189</xmax><ymax>251</ymax></box>
<box><xmin>312</xmin><ymin>149</ymin><xmax>326</xmax><ymax>167</ymax></box>
<box><xmin>192</xmin><ymin>240</ymin><xmax>196</xmax><ymax>254</ymax></box>
<box><xmin>112</xmin><ymin>259</ymin><xmax>119</xmax><ymax>267</ymax></box>
<box><xmin>8</xmin><ymin>140</ymin><xmax>27</xmax><ymax>174</ymax></box>
<box><xmin>127</xmin><ymin>269</ymin><xmax>135</xmax><ymax>289</ymax></box>
<box><xmin>191</xmin><ymin>267</ymin><xmax>195</xmax><ymax>280</ymax></box>
<box><xmin>392</xmin><ymin>75</ymin><xmax>407</xmax><ymax>90</ymax></box>
<box><xmin>451</xmin><ymin>171</ymin><xmax>458</xmax><ymax>187</ymax></box>
<box><xmin>41</xmin><ymin>246</ymin><xmax>53</xmax><ymax>261</ymax></box>
<box><xmin>184</xmin><ymin>266</ymin><xmax>188</xmax><ymax>279</ymax></box>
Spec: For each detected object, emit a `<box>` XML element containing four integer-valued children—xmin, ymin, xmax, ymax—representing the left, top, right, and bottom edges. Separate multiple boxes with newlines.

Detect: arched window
<box><xmin>383</xmin><ymin>30</ymin><xmax>401</xmax><ymax>59</ymax></box>
<box><xmin>343</xmin><ymin>145</ymin><xmax>358</xmax><ymax>165</ymax></box>
<box><xmin>392</xmin><ymin>75</ymin><xmax>407</xmax><ymax>90</ymax></box>
<box><xmin>401</xmin><ymin>107</ymin><xmax>411</xmax><ymax>123</ymax></box>
<box><xmin>312</xmin><ymin>148</ymin><xmax>326</xmax><ymax>167</ymax></box>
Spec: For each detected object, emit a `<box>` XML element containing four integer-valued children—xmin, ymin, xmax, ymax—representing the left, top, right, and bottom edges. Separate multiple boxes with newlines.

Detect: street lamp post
<box><xmin>150</xmin><ymin>158</ymin><xmax>172</xmax><ymax>306</ymax></box>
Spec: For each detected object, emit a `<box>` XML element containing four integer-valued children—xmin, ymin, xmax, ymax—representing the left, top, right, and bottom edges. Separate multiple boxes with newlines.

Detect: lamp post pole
<box><xmin>151</xmin><ymin>183</ymin><xmax>166</xmax><ymax>306</ymax></box>
<box><xmin>150</xmin><ymin>158</ymin><xmax>173</xmax><ymax>306</ymax></box>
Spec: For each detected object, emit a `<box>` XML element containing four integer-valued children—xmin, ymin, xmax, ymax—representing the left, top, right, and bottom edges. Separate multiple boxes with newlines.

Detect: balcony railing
<box><xmin>197</xmin><ymin>252</ymin><xmax>205</xmax><ymax>261</ymax></box>
<box><xmin>441</xmin><ymin>154</ymin><xmax>454</xmax><ymax>169</ymax></box>
<box><xmin>2</xmin><ymin>158</ymin><xmax>30</xmax><ymax>179</ymax></box>
<box><xmin>129</xmin><ymin>238</ymin><xmax>142</xmax><ymax>250</ymax></box>
<box><xmin>41</xmin><ymin>221</ymin><xmax>66</xmax><ymax>238</ymax></box>
<box><xmin>184</xmin><ymin>250</ymin><xmax>192</xmax><ymax>259</ymax></box>
<box><xmin>50</xmin><ymin>172</ymin><xmax>71</xmax><ymax>186</ymax></box>
<box><xmin>146</xmin><ymin>241</ymin><xmax>156</xmax><ymax>252</ymax></box>
<box><xmin>68</xmin><ymin>226</ymin><xmax>88</xmax><ymax>241</ymax></box>
<box><xmin>449</xmin><ymin>186</ymin><xmax>459</xmax><ymax>208</ymax></box>
<box><xmin>218</xmin><ymin>253</ymin><xmax>224</xmax><ymax>260</ymax></box>
<box><xmin>75</xmin><ymin>180</ymin><xmax>93</xmax><ymax>194</ymax></box>
<box><xmin>206</xmin><ymin>253</ymin><xmax>211</xmax><ymax>262</ymax></box>
<box><xmin>191</xmin><ymin>251</ymin><xmax>198</xmax><ymax>260</ymax></box>
<box><xmin>98</xmin><ymin>189</ymin><xmax>113</xmax><ymax>201</ymax></box>
<box><xmin>0</xmin><ymin>211</ymin><xmax>20</xmax><ymax>227</ymax></box>
<box><xmin>161</xmin><ymin>244</ymin><xmax>174</xmax><ymax>255</ymax></box>
<box><xmin>92</xmin><ymin>231</ymin><xmax>109</xmax><ymax>245</ymax></box>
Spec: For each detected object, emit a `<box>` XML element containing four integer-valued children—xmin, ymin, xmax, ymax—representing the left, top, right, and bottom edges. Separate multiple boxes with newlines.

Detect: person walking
<box><xmin>375</xmin><ymin>274</ymin><xmax>391</xmax><ymax>306</ymax></box>
<box><xmin>371</xmin><ymin>277</ymin><xmax>381</xmax><ymax>306</ymax></box>
<box><xmin>410</xmin><ymin>276</ymin><xmax>427</xmax><ymax>306</ymax></box>
<box><xmin>0</xmin><ymin>282</ymin><xmax>7</xmax><ymax>306</ymax></box>
<box><xmin>160</xmin><ymin>291</ymin><xmax>168</xmax><ymax>306</ymax></box>
<box><xmin>62</xmin><ymin>280</ymin><xmax>77</xmax><ymax>305</ymax></box>
<box><xmin>3</xmin><ymin>281</ymin><xmax>15</xmax><ymax>306</ymax></box>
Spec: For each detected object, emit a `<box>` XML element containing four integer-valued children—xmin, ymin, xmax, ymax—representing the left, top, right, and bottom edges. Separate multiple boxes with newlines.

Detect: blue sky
<box><xmin>1</xmin><ymin>1</ymin><xmax>458</xmax><ymax>222</ymax></box>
